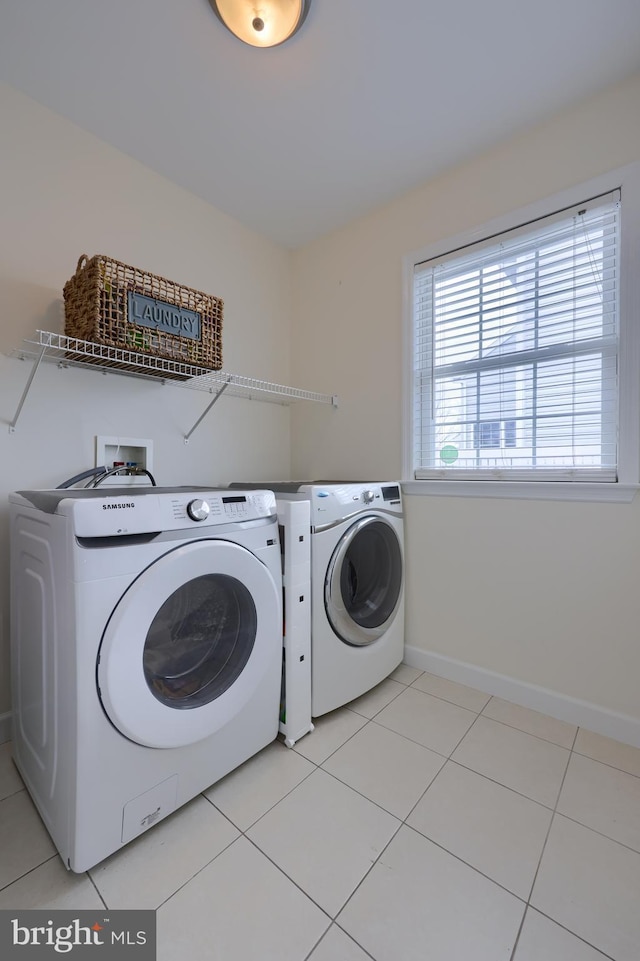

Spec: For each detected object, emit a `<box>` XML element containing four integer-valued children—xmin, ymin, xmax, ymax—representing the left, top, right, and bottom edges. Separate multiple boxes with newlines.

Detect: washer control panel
<box><xmin>66</xmin><ymin>488</ymin><xmax>277</xmax><ymax>537</ymax></box>
<box><xmin>176</xmin><ymin>491</ymin><xmax>276</xmax><ymax>526</ymax></box>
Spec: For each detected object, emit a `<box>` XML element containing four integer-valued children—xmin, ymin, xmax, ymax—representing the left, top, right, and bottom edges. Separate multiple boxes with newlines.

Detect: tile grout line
<box><xmin>523</xmin><ymin>906</ymin><xmax>618</xmax><ymax>960</ymax></box>
<box><xmin>385</xmin><ymin>682</ymin><xmax>580</xmax><ymax>754</ymax></box>
<box><xmin>295</xmin><ymin>713</ymin><xmax>372</xmax><ymax>767</ymax></box>
<box><xmin>367</xmin><ymin>716</ymin><xmax>450</xmax><ymax>757</ymax></box>
<box><xmin>0</xmin><ymin>784</ymin><xmax>27</xmax><ymax>804</ymax></box>
<box><xmin>202</xmin><ymin>756</ymin><xmax>319</xmax><ymax>832</ymax></box>
<box><xmin>409</xmin><ymin>679</ymin><xmax>492</xmax><ymax>716</ymax></box>
<box><xmin>150</xmin><ymin>829</ymin><xmax>244</xmax><ymax>913</ymax></box>
<box><xmin>442</xmin><ymin>756</ymin><xmax>560</xmax><ymax>811</ymax></box>
<box><xmin>572</xmin><ymin>746</ymin><xmax>640</xmax><ymax>781</ymax></box>
<box><xmin>523</xmin><ymin>724</ymin><xmax>579</xmax><ymax>902</ymax></box>
<box><xmin>301</xmin><ymin>921</ymin><xmax>377</xmax><ymax>961</ymax></box>
<box><xmin>241</xmin><ymin>832</ymin><xmax>336</xmax><ymax>923</ymax></box>
<box><xmin>508</xmin><ymin>724</ymin><xmax>581</xmax><ymax>960</ymax></box>
<box><xmin>401</xmin><ymin>821</ymin><xmax>531</xmax><ymax>906</ymax></box>
<box><xmin>86</xmin><ymin>869</ymin><xmax>108</xmax><ymax>910</ymax></box>
<box><xmin>0</xmin><ymin>853</ymin><xmax>59</xmax><ymax>897</ymax></box>
<box><xmin>399</xmin><ymin>710</ymin><xmax>485</xmax><ymax>826</ymax></box>
<box><xmin>410</xmin><ymin>676</ymin><xmax>584</xmax><ymax>751</ymax></box>
<box><xmin>548</xmin><ymin>809</ymin><xmax>640</xmax><ymax>858</ymax></box>
<box><xmin>472</xmin><ymin>710</ymin><xmax>578</xmax><ymax>751</ymax></box>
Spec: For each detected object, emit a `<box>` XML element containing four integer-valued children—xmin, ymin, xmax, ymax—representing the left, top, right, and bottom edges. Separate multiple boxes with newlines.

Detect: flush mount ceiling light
<box><xmin>210</xmin><ymin>0</ymin><xmax>311</xmax><ymax>48</ymax></box>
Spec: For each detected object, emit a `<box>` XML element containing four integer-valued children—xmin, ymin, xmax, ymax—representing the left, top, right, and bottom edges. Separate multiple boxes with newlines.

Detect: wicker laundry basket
<box><xmin>63</xmin><ymin>254</ymin><xmax>223</xmax><ymax>375</ymax></box>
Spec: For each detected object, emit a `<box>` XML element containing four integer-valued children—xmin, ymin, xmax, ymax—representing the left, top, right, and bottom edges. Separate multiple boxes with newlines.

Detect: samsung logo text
<box><xmin>102</xmin><ymin>503</ymin><xmax>135</xmax><ymax>511</ymax></box>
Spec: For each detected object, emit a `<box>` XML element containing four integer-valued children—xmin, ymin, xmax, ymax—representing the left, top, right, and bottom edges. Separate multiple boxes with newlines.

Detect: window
<box><xmin>411</xmin><ymin>192</ymin><xmax>621</xmax><ymax>483</ymax></box>
<box><xmin>473</xmin><ymin>420</ymin><xmax>517</xmax><ymax>450</ymax></box>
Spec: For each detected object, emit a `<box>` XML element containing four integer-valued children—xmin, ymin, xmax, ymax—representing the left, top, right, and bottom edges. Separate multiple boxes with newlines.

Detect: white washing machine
<box><xmin>9</xmin><ymin>486</ymin><xmax>282</xmax><ymax>872</ymax></box>
<box><xmin>230</xmin><ymin>481</ymin><xmax>405</xmax><ymax>717</ymax></box>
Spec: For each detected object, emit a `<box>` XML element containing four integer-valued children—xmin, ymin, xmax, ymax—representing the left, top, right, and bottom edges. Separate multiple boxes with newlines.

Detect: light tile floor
<box><xmin>1</xmin><ymin>665</ymin><xmax>640</xmax><ymax>959</ymax></box>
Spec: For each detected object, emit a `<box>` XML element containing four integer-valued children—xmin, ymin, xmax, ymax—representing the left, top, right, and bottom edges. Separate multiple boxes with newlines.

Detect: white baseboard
<box><xmin>0</xmin><ymin>712</ymin><xmax>12</xmax><ymax>745</ymax></box>
<box><xmin>404</xmin><ymin>645</ymin><xmax>640</xmax><ymax>750</ymax></box>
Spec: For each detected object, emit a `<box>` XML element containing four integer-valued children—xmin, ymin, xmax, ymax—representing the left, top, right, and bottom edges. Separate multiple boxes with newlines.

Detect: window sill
<box><xmin>401</xmin><ymin>480</ymin><xmax>639</xmax><ymax>503</ymax></box>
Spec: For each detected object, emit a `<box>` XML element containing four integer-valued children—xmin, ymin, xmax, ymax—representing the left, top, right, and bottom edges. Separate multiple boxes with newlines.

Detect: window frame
<box><xmin>402</xmin><ymin>164</ymin><xmax>640</xmax><ymax>503</ymax></box>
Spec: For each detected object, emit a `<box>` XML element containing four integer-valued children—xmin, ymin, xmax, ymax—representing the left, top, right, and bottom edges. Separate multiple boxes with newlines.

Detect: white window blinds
<box><xmin>412</xmin><ymin>192</ymin><xmax>620</xmax><ymax>481</ymax></box>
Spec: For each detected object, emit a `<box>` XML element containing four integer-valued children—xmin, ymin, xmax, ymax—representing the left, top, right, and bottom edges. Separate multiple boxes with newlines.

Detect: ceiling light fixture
<box><xmin>210</xmin><ymin>0</ymin><xmax>311</xmax><ymax>48</ymax></box>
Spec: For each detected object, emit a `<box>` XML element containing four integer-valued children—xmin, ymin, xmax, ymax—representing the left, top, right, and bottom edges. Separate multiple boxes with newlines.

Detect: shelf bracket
<box><xmin>183</xmin><ymin>377</ymin><xmax>232</xmax><ymax>444</ymax></box>
<box><xmin>9</xmin><ymin>343</ymin><xmax>48</xmax><ymax>432</ymax></box>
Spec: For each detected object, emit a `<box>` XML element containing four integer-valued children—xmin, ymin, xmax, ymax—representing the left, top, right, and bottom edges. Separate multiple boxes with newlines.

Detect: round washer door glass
<box><xmin>143</xmin><ymin>573</ymin><xmax>256</xmax><ymax>708</ymax></box>
<box><xmin>97</xmin><ymin>539</ymin><xmax>280</xmax><ymax>749</ymax></box>
<box><xmin>325</xmin><ymin>515</ymin><xmax>403</xmax><ymax>646</ymax></box>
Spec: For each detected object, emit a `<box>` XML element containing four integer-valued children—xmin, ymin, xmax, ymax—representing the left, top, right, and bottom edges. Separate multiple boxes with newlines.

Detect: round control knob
<box><xmin>363</xmin><ymin>489</ymin><xmax>375</xmax><ymax>504</ymax></box>
<box><xmin>187</xmin><ymin>498</ymin><xmax>210</xmax><ymax>522</ymax></box>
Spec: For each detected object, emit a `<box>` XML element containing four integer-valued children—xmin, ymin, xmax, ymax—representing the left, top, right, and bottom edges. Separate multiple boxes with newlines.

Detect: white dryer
<box><xmin>230</xmin><ymin>481</ymin><xmax>405</xmax><ymax>717</ymax></box>
<box><xmin>9</xmin><ymin>487</ymin><xmax>282</xmax><ymax>872</ymax></box>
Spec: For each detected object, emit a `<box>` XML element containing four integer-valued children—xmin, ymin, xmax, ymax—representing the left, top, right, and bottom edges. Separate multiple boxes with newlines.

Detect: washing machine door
<box><xmin>97</xmin><ymin>539</ymin><xmax>280</xmax><ymax>749</ymax></box>
<box><xmin>324</xmin><ymin>515</ymin><xmax>403</xmax><ymax>647</ymax></box>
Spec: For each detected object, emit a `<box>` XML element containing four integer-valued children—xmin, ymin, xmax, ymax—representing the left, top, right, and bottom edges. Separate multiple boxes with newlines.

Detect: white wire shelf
<box><xmin>9</xmin><ymin>330</ymin><xmax>337</xmax><ymax>440</ymax></box>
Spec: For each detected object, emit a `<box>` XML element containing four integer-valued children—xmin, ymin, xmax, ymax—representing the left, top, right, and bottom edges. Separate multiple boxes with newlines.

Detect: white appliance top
<box><xmin>11</xmin><ymin>487</ymin><xmax>277</xmax><ymax>537</ymax></box>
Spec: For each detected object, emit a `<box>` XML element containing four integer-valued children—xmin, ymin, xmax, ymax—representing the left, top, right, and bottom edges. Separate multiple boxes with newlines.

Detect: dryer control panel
<box><xmin>302</xmin><ymin>482</ymin><xmax>403</xmax><ymax>530</ymax></box>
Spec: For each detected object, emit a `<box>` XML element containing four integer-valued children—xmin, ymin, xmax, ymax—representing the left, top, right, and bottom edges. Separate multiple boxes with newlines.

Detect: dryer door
<box><xmin>97</xmin><ymin>539</ymin><xmax>280</xmax><ymax>749</ymax></box>
<box><xmin>324</xmin><ymin>515</ymin><xmax>403</xmax><ymax>647</ymax></box>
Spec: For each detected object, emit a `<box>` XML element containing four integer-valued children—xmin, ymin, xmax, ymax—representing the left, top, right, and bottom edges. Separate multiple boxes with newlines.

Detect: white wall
<box><xmin>0</xmin><ymin>84</ymin><xmax>295</xmax><ymax>720</ymax></box>
<box><xmin>291</xmin><ymin>72</ymin><xmax>640</xmax><ymax>742</ymax></box>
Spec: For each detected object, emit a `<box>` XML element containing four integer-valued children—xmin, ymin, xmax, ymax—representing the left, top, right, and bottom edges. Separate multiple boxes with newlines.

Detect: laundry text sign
<box><xmin>128</xmin><ymin>291</ymin><xmax>201</xmax><ymax>340</ymax></box>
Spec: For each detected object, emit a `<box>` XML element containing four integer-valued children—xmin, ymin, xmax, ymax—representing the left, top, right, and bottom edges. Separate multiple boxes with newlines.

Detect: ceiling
<box><xmin>2</xmin><ymin>1</ymin><xmax>640</xmax><ymax>248</ymax></box>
